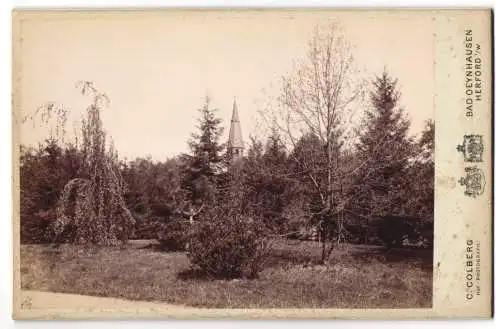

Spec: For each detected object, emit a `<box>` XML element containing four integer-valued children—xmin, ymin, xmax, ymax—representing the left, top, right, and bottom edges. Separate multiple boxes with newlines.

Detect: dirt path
<box><xmin>19</xmin><ymin>289</ymin><xmax>192</xmax><ymax>311</ymax></box>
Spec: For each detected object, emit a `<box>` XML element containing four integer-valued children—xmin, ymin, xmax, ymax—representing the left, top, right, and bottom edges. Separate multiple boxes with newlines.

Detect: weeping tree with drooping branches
<box><xmin>23</xmin><ymin>81</ymin><xmax>135</xmax><ymax>246</ymax></box>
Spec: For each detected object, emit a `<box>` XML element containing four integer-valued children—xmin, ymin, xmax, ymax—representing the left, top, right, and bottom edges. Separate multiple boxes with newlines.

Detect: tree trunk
<box><xmin>320</xmin><ymin>221</ymin><xmax>327</xmax><ymax>263</ymax></box>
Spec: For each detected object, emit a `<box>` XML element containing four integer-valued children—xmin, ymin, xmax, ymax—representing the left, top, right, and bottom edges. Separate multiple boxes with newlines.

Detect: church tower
<box><xmin>227</xmin><ymin>98</ymin><xmax>244</xmax><ymax>159</ymax></box>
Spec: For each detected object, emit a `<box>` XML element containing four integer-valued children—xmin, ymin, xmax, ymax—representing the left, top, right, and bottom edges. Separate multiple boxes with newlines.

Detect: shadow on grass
<box><xmin>348</xmin><ymin>246</ymin><xmax>433</xmax><ymax>268</ymax></box>
<box><xmin>176</xmin><ymin>268</ymin><xmax>213</xmax><ymax>281</ymax></box>
<box><xmin>266</xmin><ymin>251</ymin><xmax>322</xmax><ymax>267</ymax></box>
<box><xmin>133</xmin><ymin>241</ymin><xmax>188</xmax><ymax>253</ymax></box>
<box><xmin>266</xmin><ymin>239</ymin><xmax>433</xmax><ymax>268</ymax></box>
<box><xmin>177</xmin><ymin>268</ymin><xmax>262</xmax><ymax>281</ymax></box>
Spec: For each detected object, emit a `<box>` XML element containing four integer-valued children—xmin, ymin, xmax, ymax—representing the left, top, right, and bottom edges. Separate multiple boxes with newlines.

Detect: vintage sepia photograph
<box><xmin>11</xmin><ymin>9</ymin><xmax>492</xmax><ymax>319</ymax></box>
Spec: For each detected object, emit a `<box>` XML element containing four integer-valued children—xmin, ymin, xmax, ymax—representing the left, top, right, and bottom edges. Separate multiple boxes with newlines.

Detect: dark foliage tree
<box><xmin>20</xmin><ymin>141</ymin><xmax>63</xmax><ymax>243</ymax></box>
<box><xmin>182</xmin><ymin>96</ymin><xmax>226</xmax><ymax>211</ymax></box>
<box><xmin>407</xmin><ymin>120</ymin><xmax>434</xmax><ymax>221</ymax></box>
<box><xmin>120</xmin><ymin>157</ymin><xmax>185</xmax><ymax>243</ymax></box>
<box><xmin>240</xmin><ymin>132</ymin><xmax>292</xmax><ymax>232</ymax></box>
<box><xmin>350</xmin><ymin>70</ymin><xmax>418</xmax><ymax>248</ymax></box>
<box><xmin>287</xmin><ymin>133</ymin><xmax>326</xmax><ymax>237</ymax></box>
<box><xmin>402</xmin><ymin>120</ymin><xmax>435</xmax><ymax>247</ymax></box>
<box><xmin>147</xmin><ymin>158</ymin><xmax>187</xmax><ymax>249</ymax></box>
<box><xmin>20</xmin><ymin>139</ymin><xmax>87</xmax><ymax>243</ymax></box>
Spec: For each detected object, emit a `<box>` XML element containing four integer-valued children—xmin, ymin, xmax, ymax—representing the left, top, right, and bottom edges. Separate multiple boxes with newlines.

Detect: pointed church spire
<box><xmin>228</xmin><ymin>98</ymin><xmax>244</xmax><ymax>158</ymax></box>
<box><xmin>231</xmin><ymin>97</ymin><xmax>240</xmax><ymax>122</ymax></box>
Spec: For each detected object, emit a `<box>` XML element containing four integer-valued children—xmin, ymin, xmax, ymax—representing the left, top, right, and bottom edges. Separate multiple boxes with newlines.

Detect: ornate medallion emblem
<box><xmin>458</xmin><ymin>166</ymin><xmax>485</xmax><ymax>198</ymax></box>
<box><xmin>457</xmin><ymin>134</ymin><xmax>484</xmax><ymax>162</ymax></box>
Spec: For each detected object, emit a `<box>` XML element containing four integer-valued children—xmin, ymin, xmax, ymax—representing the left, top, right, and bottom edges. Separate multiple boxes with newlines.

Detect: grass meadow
<box><xmin>20</xmin><ymin>239</ymin><xmax>433</xmax><ymax>308</ymax></box>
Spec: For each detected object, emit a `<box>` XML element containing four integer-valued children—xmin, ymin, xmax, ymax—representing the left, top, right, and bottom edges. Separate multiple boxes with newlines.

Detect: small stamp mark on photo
<box><xmin>456</xmin><ymin>134</ymin><xmax>484</xmax><ymax>162</ymax></box>
<box><xmin>458</xmin><ymin>166</ymin><xmax>485</xmax><ymax>198</ymax></box>
<box><xmin>21</xmin><ymin>296</ymin><xmax>32</xmax><ymax>310</ymax></box>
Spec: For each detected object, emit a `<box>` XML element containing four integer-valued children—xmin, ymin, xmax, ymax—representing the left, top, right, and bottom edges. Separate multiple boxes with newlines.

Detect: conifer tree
<box><xmin>256</xmin><ymin>131</ymin><xmax>289</xmax><ymax>230</ymax></box>
<box><xmin>262</xmin><ymin>128</ymin><xmax>287</xmax><ymax>168</ymax></box>
<box><xmin>404</xmin><ymin>120</ymin><xmax>434</xmax><ymax>222</ymax></box>
<box><xmin>182</xmin><ymin>96</ymin><xmax>226</xmax><ymax>209</ymax></box>
<box><xmin>351</xmin><ymin>70</ymin><xmax>414</xmax><ymax>219</ymax></box>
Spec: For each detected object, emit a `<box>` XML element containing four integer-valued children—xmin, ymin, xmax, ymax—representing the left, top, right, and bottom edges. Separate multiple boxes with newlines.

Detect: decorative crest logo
<box><xmin>457</xmin><ymin>134</ymin><xmax>484</xmax><ymax>162</ymax></box>
<box><xmin>458</xmin><ymin>166</ymin><xmax>485</xmax><ymax>198</ymax></box>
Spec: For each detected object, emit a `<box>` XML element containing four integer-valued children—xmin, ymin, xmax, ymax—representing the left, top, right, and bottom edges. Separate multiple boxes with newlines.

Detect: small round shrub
<box><xmin>187</xmin><ymin>212</ymin><xmax>270</xmax><ymax>279</ymax></box>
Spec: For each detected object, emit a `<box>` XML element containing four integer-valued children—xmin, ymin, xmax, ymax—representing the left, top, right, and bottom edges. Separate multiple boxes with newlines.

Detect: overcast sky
<box><xmin>18</xmin><ymin>10</ymin><xmax>435</xmax><ymax>161</ymax></box>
